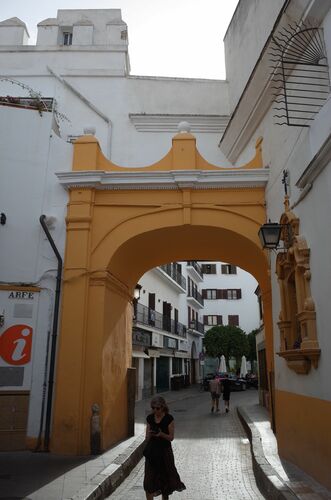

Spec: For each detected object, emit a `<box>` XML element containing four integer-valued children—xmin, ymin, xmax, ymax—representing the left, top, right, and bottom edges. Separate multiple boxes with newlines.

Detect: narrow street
<box><xmin>108</xmin><ymin>389</ymin><xmax>265</xmax><ymax>499</ymax></box>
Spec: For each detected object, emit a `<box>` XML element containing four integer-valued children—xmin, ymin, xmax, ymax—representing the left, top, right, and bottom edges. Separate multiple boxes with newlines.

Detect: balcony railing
<box><xmin>135</xmin><ymin>303</ymin><xmax>187</xmax><ymax>338</ymax></box>
<box><xmin>187</xmin><ymin>288</ymin><xmax>204</xmax><ymax>306</ymax></box>
<box><xmin>187</xmin><ymin>261</ymin><xmax>203</xmax><ymax>279</ymax></box>
<box><xmin>189</xmin><ymin>319</ymin><xmax>205</xmax><ymax>334</ymax></box>
<box><xmin>159</xmin><ymin>263</ymin><xmax>186</xmax><ymax>290</ymax></box>
<box><xmin>0</xmin><ymin>96</ymin><xmax>53</xmax><ymax>113</ymax></box>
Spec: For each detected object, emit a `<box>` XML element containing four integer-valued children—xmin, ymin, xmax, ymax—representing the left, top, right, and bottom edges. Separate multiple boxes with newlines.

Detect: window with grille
<box><xmin>221</xmin><ymin>264</ymin><xmax>237</xmax><ymax>274</ymax></box>
<box><xmin>201</xmin><ymin>263</ymin><xmax>216</xmax><ymax>274</ymax></box>
<box><xmin>204</xmin><ymin>315</ymin><xmax>222</xmax><ymax>326</ymax></box>
<box><xmin>226</xmin><ymin>289</ymin><xmax>242</xmax><ymax>300</ymax></box>
<box><xmin>62</xmin><ymin>31</ymin><xmax>73</xmax><ymax>46</ymax></box>
<box><xmin>203</xmin><ymin>289</ymin><xmax>217</xmax><ymax>300</ymax></box>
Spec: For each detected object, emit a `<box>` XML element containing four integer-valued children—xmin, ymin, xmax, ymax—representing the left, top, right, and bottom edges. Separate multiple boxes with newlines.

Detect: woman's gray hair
<box><xmin>150</xmin><ymin>395</ymin><xmax>169</xmax><ymax>413</ymax></box>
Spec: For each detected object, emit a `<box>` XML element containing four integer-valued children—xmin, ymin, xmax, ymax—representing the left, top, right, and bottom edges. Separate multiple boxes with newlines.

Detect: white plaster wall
<box><xmin>0</xmin><ymin>107</ymin><xmax>70</xmax><ymax>283</ymax></box>
<box><xmin>0</xmin><ymin>68</ymin><xmax>229</xmax><ymax>166</ymax></box>
<box><xmin>138</xmin><ymin>269</ymin><xmax>184</xmax><ymax>322</ymax></box>
<box><xmin>0</xmin><ymin>105</ymin><xmax>72</xmax><ymax>438</ymax></box>
<box><xmin>36</xmin><ymin>25</ymin><xmax>59</xmax><ymax>46</ymax></box>
<box><xmin>229</xmin><ymin>3</ymin><xmax>331</xmax><ymax>402</ymax></box>
<box><xmin>0</xmin><ymin>26</ymin><xmax>29</xmax><ymax>46</ymax></box>
<box><xmin>57</xmin><ymin>9</ymin><xmax>125</xmax><ymax>46</ymax></box>
<box><xmin>73</xmin><ymin>25</ymin><xmax>94</xmax><ymax>46</ymax></box>
<box><xmin>0</xmin><ymin>6</ymin><xmax>229</xmax><ymax>166</ymax></box>
<box><xmin>201</xmin><ymin>263</ymin><xmax>259</xmax><ymax>333</ymax></box>
<box><xmin>224</xmin><ymin>0</ymin><xmax>285</xmax><ymax>112</ymax></box>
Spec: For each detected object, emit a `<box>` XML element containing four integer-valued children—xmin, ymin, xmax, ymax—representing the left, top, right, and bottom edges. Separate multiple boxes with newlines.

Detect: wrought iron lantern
<box><xmin>133</xmin><ymin>283</ymin><xmax>142</xmax><ymax>301</ymax></box>
<box><xmin>258</xmin><ymin>222</ymin><xmax>282</xmax><ymax>249</ymax></box>
<box><xmin>258</xmin><ymin>219</ymin><xmax>294</xmax><ymax>250</ymax></box>
<box><xmin>133</xmin><ymin>284</ymin><xmax>142</xmax><ymax>320</ymax></box>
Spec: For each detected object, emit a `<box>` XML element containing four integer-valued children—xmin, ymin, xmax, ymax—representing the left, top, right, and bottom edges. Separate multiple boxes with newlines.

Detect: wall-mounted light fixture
<box><xmin>258</xmin><ymin>221</ymin><xmax>282</xmax><ymax>249</ymax></box>
<box><xmin>259</xmin><ymin>173</ymin><xmax>295</xmax><ymax>250</ymax></box>
<box><xmin>133</xmin><ymin>283</ymin><xmax>142</xmax><ymax>302</ymax></box>
<box><xmin>133</xmin><ymin>283</ymin><xmax>142</xmax><ymax>320</ymax></box>
<box><xmin>258</xmin><ymin>221</ymin><xmax>293</xmax><ymax>250</ymax></box>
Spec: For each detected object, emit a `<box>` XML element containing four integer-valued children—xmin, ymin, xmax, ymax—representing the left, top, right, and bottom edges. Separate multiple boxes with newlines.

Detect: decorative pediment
<box><xmin>276</xmin><ymin>199</ymin><xmax>320</xmax><ymax>374</ymax></box>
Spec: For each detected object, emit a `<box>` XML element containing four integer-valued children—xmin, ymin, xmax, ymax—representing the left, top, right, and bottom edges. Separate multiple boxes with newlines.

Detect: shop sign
<box><xmin>132</xmin><ymin>329</ymin><xmax>151</xmax><ymax>346</ymax></box>
<box><xmin>164</xmin><ymin>336</ymin><xmax>177</xmax><ymax>349</ymax></box>
<box><xmin>152</xmin><ymin>332</ymin><xmax>163</xmax><ymax>348</ymax></box>
<box><xmin>179</xmin><ymin>339</ymin><xmax>189</xmax><ymax>352</ymax></box>
<box><xmin>8</xmin><ymin>291</ymin><xmax>35</xmax><ymax>300</ymax></box>
<box><xmin>0</xmin><ymin>324</ymin><xmax>33</xmax><ymax>365</ymax></box>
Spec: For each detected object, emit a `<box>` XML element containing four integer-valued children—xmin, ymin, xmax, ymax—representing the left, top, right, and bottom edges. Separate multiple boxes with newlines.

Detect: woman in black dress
<box><xmin>143</xmin><ymin>396</ymin><xmax>186</xmax><ymax>499</ymax></box>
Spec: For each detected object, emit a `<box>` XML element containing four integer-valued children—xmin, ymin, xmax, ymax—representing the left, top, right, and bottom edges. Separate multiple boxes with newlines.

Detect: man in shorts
<box><xmin>209</xmin><ymin>376</ymin><xmax>221</xmax><ymax>413</ymax></box>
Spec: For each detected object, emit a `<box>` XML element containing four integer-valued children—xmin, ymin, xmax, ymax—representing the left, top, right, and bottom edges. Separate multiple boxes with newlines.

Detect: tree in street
<box><xmin>203</xmin><ymin>325</ymin><xmax>249</xmax><ymax>369</ymax></box>
<box><xmin>247</xmin><ymin>328</ymin><xmax>258</xmax><ymax>372</ymax></box>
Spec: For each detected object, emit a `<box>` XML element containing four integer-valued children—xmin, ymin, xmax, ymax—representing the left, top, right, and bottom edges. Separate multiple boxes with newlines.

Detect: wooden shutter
<box><xmin>230</xmin><ymin>265</ymin><xmax>237</xmax><ymax>274</ymax></box>
<box><xmin>202</xmin><ymin>289</ymin><xmax>207</xmax><ymax>299</ymax></box>
<box><xmin>237</xmin><ymin>289</ymin><xmax>242</xmax><ymax>299</ymax></box>
<box><xmin>228</xmin><ymin>315</ymin><xmax>239</xmax><ymax>326</ymax></box>
<box><xmin>217</xmin><ymin>315</ymin><xmax>223</xmax><ymax>325</ymax></box>
<box><xmin>203</xmin><ymin>315</ymin><xmax>208</xmax><ymax>325</ymax></box>
<box><xmin>221</xmin><ymin>264</ymin><xmax>227</xmax><ymax>274</ymax></box>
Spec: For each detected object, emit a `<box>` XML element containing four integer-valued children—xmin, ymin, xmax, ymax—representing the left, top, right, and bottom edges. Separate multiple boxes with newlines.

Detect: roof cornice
<box><xmin>55</xmin><ymin>168</ymin><xmax>269</xmax><ymax>191</ymax></box>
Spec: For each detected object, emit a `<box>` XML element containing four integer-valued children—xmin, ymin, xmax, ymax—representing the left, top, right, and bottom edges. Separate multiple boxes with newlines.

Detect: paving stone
<box><xmin>108</xmin><ymin>390</ymin><xmax>265</xmax><ymax>499</ymax></box>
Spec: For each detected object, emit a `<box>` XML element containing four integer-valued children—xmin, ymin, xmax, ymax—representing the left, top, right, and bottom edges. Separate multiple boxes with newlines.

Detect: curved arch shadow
<box><xmin>107</xmin><ymin>224</ymin><xmax>269</xmax><ymax>293</ymax></box>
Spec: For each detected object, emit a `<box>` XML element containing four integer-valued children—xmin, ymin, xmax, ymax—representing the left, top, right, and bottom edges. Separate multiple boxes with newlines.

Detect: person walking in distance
<box><xmin>143</xmin><ymin>396</ymin><xmax>186</xmax><ymax>500</ymax></box>
<box><xmin>222</xmin><ymin>373</ymin><xmax>231</xmax><ymax>413</ymax></box>
<box><xmin>209</xmin><ymin>375</ymin><xmax>221</xmax><ymax>413</ymax></box>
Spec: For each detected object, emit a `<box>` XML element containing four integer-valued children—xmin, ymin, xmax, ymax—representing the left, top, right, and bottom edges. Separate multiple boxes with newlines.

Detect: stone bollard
<box><xmin>90</xmin><ymin>403</ymin><xmax>101</xmax><ymax>455</ymax></box>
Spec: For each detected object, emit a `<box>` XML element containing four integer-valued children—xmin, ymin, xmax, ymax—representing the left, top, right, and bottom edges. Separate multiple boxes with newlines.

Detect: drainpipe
<box><xmin>47</xmin><ymin>66</ymin><xmax>113</xmax><ymax>158</ymax></box>
<box><xmin>39</xmin><ymin>215</ymin><xmax>63</xmax><ymax>451</ymax></box>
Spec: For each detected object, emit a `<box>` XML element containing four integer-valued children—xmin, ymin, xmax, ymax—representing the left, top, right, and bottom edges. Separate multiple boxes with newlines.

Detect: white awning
<box><xmin>148</xmin><ymin>349</ymin><xmax>160</xmax><ymax>358</ymax></box>
<box><xmin>132</xmin><ymin>351</ymin><xmax>149</xmax><ymax>359</ymax></box>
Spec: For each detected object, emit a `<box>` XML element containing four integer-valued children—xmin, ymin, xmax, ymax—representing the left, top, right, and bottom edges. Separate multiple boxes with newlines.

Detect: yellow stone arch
<box><xmin>51</xmin><ymin>132</ymin><xmax>273</xmax><ymax>454</ymax></box>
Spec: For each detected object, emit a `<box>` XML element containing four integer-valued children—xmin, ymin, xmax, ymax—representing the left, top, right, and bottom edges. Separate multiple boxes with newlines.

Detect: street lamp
<box><xmin>133</xmin><ymin>283</ymin><xmax>142</xmax><ymax>320</ymax></box>
<box><xmin>258</xmin><ymin>221</ymin><xmax>282</xmax><ymax>249</ymax></box>
<box><xmin>133</xmin><ymin>283</ymin><xmax>142</xmax><ymax>301</ymax></box>
<box><xmin>258</xmin><ymin>221</ymin><xmax>293</xmax><ymax>250</ymax></box>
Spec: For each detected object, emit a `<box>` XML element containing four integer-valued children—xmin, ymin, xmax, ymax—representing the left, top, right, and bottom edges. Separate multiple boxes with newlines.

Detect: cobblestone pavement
<box><xmin>108</xmin><ymin>390</ymin><xmax>265</xmax><ymax>499</ymax></box>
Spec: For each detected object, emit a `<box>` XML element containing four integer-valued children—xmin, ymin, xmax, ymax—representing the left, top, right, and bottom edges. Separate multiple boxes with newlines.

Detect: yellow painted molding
<box><xmin>72</xmin><ymin>133</ymin><xmax>264</xmax><ymax>172</ymax></box>
<box><xmin>89</xmin><ymin>270</ymin><xmax>131</xmax><ymax>301</ymax></box>
<box><xmin>0</xmin><ymin>285</ymin><xmax>41</xmax><ymax>292</ymax></box>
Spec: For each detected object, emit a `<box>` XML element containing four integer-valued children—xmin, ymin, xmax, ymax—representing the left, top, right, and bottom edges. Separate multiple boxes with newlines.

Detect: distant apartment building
<box><xmin>200</xmin><ymin>262</ymin><xmax>259</xmax><ymax>334</ymax></box>
<box><xmin>132</xmin><ymin>260</ymin><xmax>259</xmax><ymax>400</ymax></box>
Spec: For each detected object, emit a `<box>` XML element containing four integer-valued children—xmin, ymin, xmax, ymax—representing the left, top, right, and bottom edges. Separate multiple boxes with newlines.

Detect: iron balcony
<box><xmin>134</xmin><ymin>303</ymin><xmax>187</xmax><ymax>339</ymax></box>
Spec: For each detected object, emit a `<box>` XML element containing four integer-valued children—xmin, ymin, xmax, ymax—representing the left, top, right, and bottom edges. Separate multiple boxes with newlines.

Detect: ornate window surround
<box><xmin>276</xmin><ymin>197</ymin><xmax>320</xmax><ymax>374</ymax></box>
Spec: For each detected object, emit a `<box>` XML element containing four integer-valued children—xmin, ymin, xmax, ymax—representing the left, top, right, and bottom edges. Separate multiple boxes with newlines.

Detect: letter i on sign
<box><xmin>0</xmin><ymin>324</ymin><xmax>33</xmax><ymax>365</ymax></box>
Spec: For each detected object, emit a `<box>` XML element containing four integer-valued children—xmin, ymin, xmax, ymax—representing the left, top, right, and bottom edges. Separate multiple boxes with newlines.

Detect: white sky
<box><xmin>1</xmin><ymin>0</ymin><xmax>239</xmax><ymax>80</ymax></box>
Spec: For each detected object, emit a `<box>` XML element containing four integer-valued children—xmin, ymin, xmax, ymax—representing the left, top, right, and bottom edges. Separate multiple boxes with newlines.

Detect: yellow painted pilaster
<box><xmin>52</xmin><ymin>189</ymin><xmax>95</xmax><ymax>453</ymax></box>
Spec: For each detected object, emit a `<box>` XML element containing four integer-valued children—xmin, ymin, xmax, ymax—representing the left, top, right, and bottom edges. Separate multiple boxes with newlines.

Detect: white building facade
<box><xmin>0</xmin><ymin>9</ymin><xmax>229</xmax><ymax>449</ymax></box>
<box><xmin>1</xmin><ymin>2</ymin><xmax>331</xmax><ymax>490</ymax></box>
<box><xmin>220</xmin><ymin>0</ymin><xmax>331</xmax><ymax>489</ymax></box>
<box><xmin>200</xmin><ymin>261</ymin><xmax>259</xmax><ymax>334</ymax></box>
